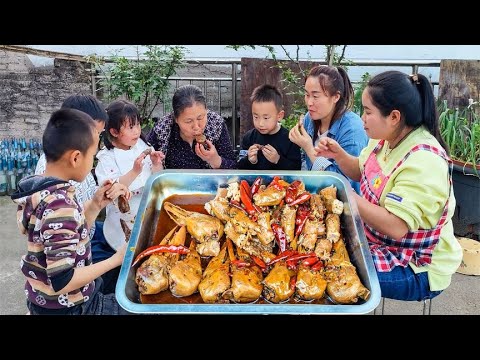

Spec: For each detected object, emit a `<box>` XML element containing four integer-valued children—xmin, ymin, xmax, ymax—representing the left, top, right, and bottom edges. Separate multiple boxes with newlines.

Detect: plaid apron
<box><xmin>360</xmin><ymin>140</ymin><xmax>452</xmax><ymax>272</ymax></box>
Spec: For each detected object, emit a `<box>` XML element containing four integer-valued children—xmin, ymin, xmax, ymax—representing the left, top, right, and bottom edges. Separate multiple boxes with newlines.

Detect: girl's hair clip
<box><xmin>410</xmin><ymin>74</ymin><xmax>420</xmax><ymax>84</ymax></box>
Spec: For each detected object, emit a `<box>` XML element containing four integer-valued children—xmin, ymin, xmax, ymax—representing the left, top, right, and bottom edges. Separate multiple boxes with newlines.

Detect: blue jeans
<box><xmin>90</xmin><ymin>221</ymin><xmax>116</xmax><ymax>263</ymax></box>
<box><xmin>90</xmin><ymin>221</ymin><xmax>119</xmax><ymax>294</ymax></box>
<box><xmin>377</xmin><ymin>265</ymin><xmax>443</xmax><ymax>301</ymax></box>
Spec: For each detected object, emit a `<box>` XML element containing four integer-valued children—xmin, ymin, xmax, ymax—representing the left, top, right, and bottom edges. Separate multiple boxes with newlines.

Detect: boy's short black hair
<box><xmin>61</xmin><ymin>94</ymin><xmax>108</xmax><ymax>123</ymax></box>
<box><xmin>250</xmin><ymin>84</ymin><xmax>284</xmax><ymax>112</ymax></box>
<box><xmin>43</xmin><ymin>108</ymin><xmax>96</xmax><ymax>162</ymax></box>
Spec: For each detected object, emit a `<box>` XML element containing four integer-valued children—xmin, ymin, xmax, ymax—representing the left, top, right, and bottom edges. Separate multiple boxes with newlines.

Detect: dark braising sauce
<box><xmin>140</xmin><ymin>194</ymin><xmax>334</xmax><ymax>306</ymax></box>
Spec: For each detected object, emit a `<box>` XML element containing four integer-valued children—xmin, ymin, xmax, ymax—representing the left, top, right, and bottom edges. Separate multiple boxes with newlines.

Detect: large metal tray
<box><xmin>116</xmin><ymin>170</ymin><xmax>381</xmax><ymax>314</ymax></box>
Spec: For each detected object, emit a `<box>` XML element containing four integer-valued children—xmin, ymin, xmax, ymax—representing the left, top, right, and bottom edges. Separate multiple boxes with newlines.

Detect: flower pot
<box><xmin>451</xmin><ymin>161</ymin><xmax>480</xmax><ymax>238</ymax></box>
<box><xmin>451</xmin><ymin>159</ymin><xmax>480</xmax><ymax>172</ymax></box>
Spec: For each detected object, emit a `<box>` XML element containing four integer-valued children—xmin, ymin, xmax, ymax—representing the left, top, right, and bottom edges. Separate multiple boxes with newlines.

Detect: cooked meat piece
<box><xmin>310</xmin><ymin>194</ymin><xmax>326</xmax><ymax>220</ymax></box>
<box><xmin>135</xmin><ymin>225</ymin><xmax>187</xmax><ymax>295</ymax></box>
<box><xmin>298</xmin><ymin>219</ymin><xmax>325</xmax><ymax>253</ymax></box>
<box><xmin>195</xmin><ymin>134</ymin><xmax>209</xmax><ymax>150</ymax></box>
<box><xmin>118</xmin><ymin>195</ymin><xmax>130</xmax><ymax>213</ymax></box>
<box><xmin>281</xmin><ymin>205</ymin><xmax>296</xmax><ymax>246</ymax></box>
<box><xmin>164</xmin><ymin>202</ymin><xmax>224</xmax><ymax>257</ymax></box>
<box><xmin>314</xmin><ymin>238</ymin><xmax>333</xmax><ymax>260</ymax></box>
<box><xmin>205</xmin><ymin>197</ymin><xmax>231</xmax><ymax>223</ymax></box>
<box><xmin>135</xmin><ymin>254</ymin><xmax>170</xmax><ymax>295</ymax></box>
<box><xmin>198</xmin><ymin>244</ymin><xmax>231</xmax><ymax>303</ymax></box>
<box><xmin>325</xmin><ymin>263</ymin><xmax>370</xmax><ymax>304</ymax></box>
<box><xmin>296</xmin><ymin>264</ymin><xmax>327</xmax><ymax>300</ymax></box>
<box><xmin>225</xmin><ymin>264</ymin><xmax>263</xmax><ymax>303</ymax></box>
<box><xmin>325</xmin><ymin>239</ymin><xmax>370</xmax><ymax>304</ymax></box>
<box><xmin>256</xmin><ymin>212</ymin><xmax>275</xmax><ymax>245</ymax></box>
<box><xmin>120</xmin><ymin>219</ymin><xmax>132</xmax><ymax>242</ymax></box>
<box><xmin>253</xmin><ymin>186</ymin><xmax>286</xmax><ymax>207</ymax></box>
<box><xmin>196</xmin><ymin>239</ymin><xmax>220</xmax><ymax>257</ymax></box>
<box><xmin>168</xmin><ymin>243</ymin><xmax>202</xmax><ymax>297</ymax></box>
<box><xmin>262</xmin><ymin>261</ymin><xmax>295</xmax><ymax>303</ymax></box>
<box><xmin>195</xmin><ymin>134</ymin><xmax>206</xmax><ymax>144</ymax></box>
<box><xmin>325</xmin><ymin>213</ymin><xmax>341</xmax><ymax>243</ymax></box>
<box><xmin>329</xmin><ymin>238</ymin><xmax>351</xmax><ymax>265</ymax></box>
<box><xmin>319</xmin><ymin>185</ymin><xmax>344</xmax><ymax>215</ymax></box>
<box><xmin>143</xmin><ymin>148</ymin><xmax>152</xmax><ymax>156</ymax></box>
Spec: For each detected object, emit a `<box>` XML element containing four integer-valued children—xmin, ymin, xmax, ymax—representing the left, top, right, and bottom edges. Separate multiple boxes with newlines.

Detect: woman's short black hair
<box><xmin>42</xmin><ymin>108</ymin><xmax>96</xmax><ymax>162</ymax></box>
<box><xmin>172</xmin><ymin>85</ymin><xmax>207</xmax><ymax>118</ymax></box>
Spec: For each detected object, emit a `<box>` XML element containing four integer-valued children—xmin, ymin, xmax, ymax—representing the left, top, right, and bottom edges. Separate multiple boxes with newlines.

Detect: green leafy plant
<box><xmin>353</xmin><ymin>72</ymin><xmax>371</xmax><ymax>116</ymax></box>
<box><xmin>438</xmin><ymin>99</ymin><xmax>480</xmax><ymax>176</ymax></box>
<box><xmin>87</xmin><ymin>45</ymin><xmax>187</xmax><ymax>129</ymax></box>
<box><xmin>227</xmin><ymin>45</ymin><xmax>349</xmax><ymax>130</ymax></box>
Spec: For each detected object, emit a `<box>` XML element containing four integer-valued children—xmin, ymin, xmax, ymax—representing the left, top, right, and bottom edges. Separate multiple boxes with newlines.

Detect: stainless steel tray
<box><xmin>116</xmin><ymin>169</ymin><xmax>381</xmax><ymax>314</ymax></box>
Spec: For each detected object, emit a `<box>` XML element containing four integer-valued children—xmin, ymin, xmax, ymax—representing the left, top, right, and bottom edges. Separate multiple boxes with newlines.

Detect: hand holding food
<box><xmin>261</xmin><ymin>144</ymin><xmax>280</xmax><ymax>164</ymax></box>
<box><xmin>195</xmin><ymin>134</ymin><xmax>209</xmax><ymax>150</ymax></box>
<box><xmin>195</xmin><ymin>139</ymin><xmax>222</xmax><ymax>168</ymax></box>
<box><xmin>149</xmin><ymin>149</ymin><xmax>165</xmax><ymax>171</ymax></box>
<box><xmin>289</xmin><ymin>119</ymin><xmax>312</xmax><ymax>149</ymax></box>
<box><xmin>95</xmin><ymin>179</ymin><xmax>130</xmax><ymax>209</ymax></box>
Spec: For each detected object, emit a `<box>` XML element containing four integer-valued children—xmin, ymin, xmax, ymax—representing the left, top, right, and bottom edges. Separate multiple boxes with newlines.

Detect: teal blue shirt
<box><xmin>302</xmin><ymin>110</ymin><xmax>368</xmax><ymax>194</ymax></box>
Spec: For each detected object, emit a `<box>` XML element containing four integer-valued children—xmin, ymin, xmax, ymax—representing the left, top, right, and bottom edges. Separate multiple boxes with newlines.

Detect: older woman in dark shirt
<box><xmin>147</xmin><ymin>85</ymin><xmax>237</xmax><ymax>169</ymax></box>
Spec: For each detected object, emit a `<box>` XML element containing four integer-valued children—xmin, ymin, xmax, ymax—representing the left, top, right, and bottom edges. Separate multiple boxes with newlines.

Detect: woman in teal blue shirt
<box><xmin>289</xmin><ymin>65</ymin><xmax>368</xmax><ymax>193</ymax></box>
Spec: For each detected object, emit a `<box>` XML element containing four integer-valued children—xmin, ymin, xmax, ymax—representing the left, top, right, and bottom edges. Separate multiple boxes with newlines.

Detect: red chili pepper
<box><xmin>271</xmin><ymin>223</ymin><xmax>287</xmax><ymax>252</ymax></box>
<box><xmin>286</xmin><ymin>252</ymin><xmax>316</xmax><ymax>263</ymax></box>
<box><xmin>250</xmin><ymin>177</ymin><xmax>262</xmax><ymax>197</ymax></box>
<box><xmin>240</xmin><ymin>180</ymin><xmax>252</xmax><ymax>199</ymax></box>
<box><xmin>295</xmin><ymin>204</ymin><xmax>310</xmax><ymax>225</ymax></box>
<box><xmin>251</xmin><ymin>255</ymin><xmax>267</xmax><ymax>271</ymax></box>
<box><xmin>289</xmin><ymin>192</ymin><xmax>312</xmax><ymax>206</ymax></box>
<box><xmin>268</xmin><ymin>250</ymin><xmax>298</xmax><ymax>265</ymax></box>
<box><xmin>290</xmin><ymin>275</ymin><xmax>297</xmax><ymax>292</ymax></box>
<box><xmin>295</xmin><ymin>215</ymin><xmax>309</xmax><ymax>236</ymax></box>
<box><xmin>286</xmin><ymin>258</ymin><xmax>297</xmax><ymax>270</ymax></box>
<box><xmin>302</xmin><ymin>256</ymin><xmax>319</xmax><ymax>266</ymax></box>
<box><xmin>132</xmin><ymin>244</ymin><xmax>190</xmax><ymax>267</ymax></box>
<box><xmin>311</xmin><ymin>260</ymin><xmax>324</xmax><ymax>271</ymax></box>
<box><xmin>232</xmin><ymin>259</ymin><xmax>251</xmax><ymax>268</ymax></box>
<box><xmin>268</xmin><ymin>176</ymin><xmax>284</xmax><ymax>191</ymax></box>
<box><xmin>240</xmin><ymin>180</ymin><xmax>259</xmax><ymax>215</ymax></box>
<box><xmin>285</xmin><ymin>180</ymin><xmax>302</xmax><ymax>204</ymax></box>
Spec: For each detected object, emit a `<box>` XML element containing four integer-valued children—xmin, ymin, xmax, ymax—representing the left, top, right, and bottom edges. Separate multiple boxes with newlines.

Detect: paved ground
<box><xmin>1</xmin><ymin>196</ymin><xmax>478</xmax><ymax>315</ymax></box>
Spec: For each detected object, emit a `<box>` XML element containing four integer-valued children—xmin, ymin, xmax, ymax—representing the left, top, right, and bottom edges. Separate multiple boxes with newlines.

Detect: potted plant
<box><xmin>438</xmin><ymin>99</ymin><xmax>480</xmax><ymax>237</ymax></box>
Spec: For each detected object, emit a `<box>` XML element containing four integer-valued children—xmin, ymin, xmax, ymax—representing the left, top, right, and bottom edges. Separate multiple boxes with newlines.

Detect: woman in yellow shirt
<box><xmin>315</xmin><ymin>70</ymin><xmax>462</xmax><ymax>301</ymax></box>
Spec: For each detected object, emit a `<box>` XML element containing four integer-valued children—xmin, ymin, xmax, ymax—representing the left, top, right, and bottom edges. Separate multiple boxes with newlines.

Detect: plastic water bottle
<box><xmin>6</xmin><ymin>157</ymin><xmax>16</xmax><ymax>195</ymax></box>
<box><xmin>0</xmin><ymin>158</ymin><xmax>7</xmax><ymax>196</ymax></box>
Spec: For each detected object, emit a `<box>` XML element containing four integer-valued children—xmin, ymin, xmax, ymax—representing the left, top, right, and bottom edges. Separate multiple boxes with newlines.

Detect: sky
<box><xmin>25</xmin><ymin>45</ymin><xmax>480</xmax><ymax>61</ymax></box>
<box><xmin>23</xmin><ymin>45</ymin><xmax>480</xmax><ymax>84</ymax></box>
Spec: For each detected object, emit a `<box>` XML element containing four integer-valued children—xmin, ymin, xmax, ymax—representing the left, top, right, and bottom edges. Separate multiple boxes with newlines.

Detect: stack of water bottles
<box><xmin>0</xmin><ymin>138</ymin><xmax>43</xmax><ymax>196</ymax></box>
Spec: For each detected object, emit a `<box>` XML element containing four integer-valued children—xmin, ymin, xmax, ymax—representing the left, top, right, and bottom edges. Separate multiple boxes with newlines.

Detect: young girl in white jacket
<box><xmin>95</xmin><ymin>100</ymin><xmax>164</xmax><ymax>250</ymax></box>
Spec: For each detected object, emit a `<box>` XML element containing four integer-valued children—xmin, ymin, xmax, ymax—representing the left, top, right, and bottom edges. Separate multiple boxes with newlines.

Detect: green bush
<box><xmin>439</xmin><ymin>99</ymin><xmax>480</xmax><ymax>176</ymax></box>
<box><xmin>88</xmin><ymin>45</ymin><xmax>187</xmax><ymax>127</ymax></box>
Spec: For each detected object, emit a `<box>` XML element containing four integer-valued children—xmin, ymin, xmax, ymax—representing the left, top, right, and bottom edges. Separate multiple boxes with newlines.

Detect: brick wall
<box><xmin>0</xmin><ymin>50</ymin><xmax>92</xmax><ymax>140</ymax></box>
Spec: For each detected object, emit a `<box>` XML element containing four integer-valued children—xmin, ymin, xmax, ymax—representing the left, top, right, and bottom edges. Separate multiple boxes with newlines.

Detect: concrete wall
<box><xmin>0</xmin><ymin>50</ymin><xmax>240</xmax><ymax>144</ymax></box>
<box><xmin>0</xmin><ymin>50</ymin><xmax>91</xmax><ymax>140</ymax></box>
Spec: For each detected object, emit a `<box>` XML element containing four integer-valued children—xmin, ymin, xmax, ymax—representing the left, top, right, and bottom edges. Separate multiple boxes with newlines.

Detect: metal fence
<box><xmin>93</xmin><ymin>58</ymin><xmax>441</xmax><ymax>149</ymax></box>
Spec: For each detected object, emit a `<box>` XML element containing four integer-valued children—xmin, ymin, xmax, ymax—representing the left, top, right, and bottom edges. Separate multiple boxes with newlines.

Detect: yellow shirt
<box><xmin>359</xmin><ymin>126</ymin><xmax>462</xmax><ymax>291</ymax></box>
